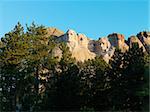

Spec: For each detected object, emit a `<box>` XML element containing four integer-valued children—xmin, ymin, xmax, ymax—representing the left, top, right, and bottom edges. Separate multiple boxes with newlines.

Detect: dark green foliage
<box><xmin>108</xmin><ymin>43</ymin><xmax>149</xmax><ymax>111</ymax></box>
<box><xmin>0</xmin><ymin>22</ymin><xmax>59</xmax><ymax>111</ymax></box>
<box><xmin>54</xmin><ymin>64</ymin><xmax>80</xmax><ymax>111</ymax></box>
<box><xmin>37</xmin><ymin>44</ymin><xmax>80</xmax><ymax>111</ymax></box>
<box><xmin>0</xmin><ymin>23</ymin><xmax>149</xmax><ymax>111</ymax></box>
<box><xmin>78</xmin><ymin>57</ymin><xmax>110</xmax><ymax>111</ymax></box>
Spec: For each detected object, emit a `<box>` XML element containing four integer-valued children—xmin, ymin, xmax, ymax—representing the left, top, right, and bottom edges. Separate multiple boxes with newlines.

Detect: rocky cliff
<box><xmin>137</xmin><ymin>31</ymin><xmax>150</xmax><ymax>53</ymax></box>
<box><xmin>47</xmin><ymin>28</ymin><xmax>149</xmax><ymax>63</ymax></box>
<box><xmin>108</xmin><ymin>33</ymin><xmax>129</xmax><ymax>52</ymax></box>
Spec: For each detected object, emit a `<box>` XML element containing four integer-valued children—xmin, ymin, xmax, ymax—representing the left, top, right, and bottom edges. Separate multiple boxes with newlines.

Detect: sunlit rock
<box><xmin>128</xmin><ymin>35</ymin><xmax>146</xmax><ymax>52</ymax></box>
<box><xmin>137</xmin><ymin>31</ymin><xmax>150</xmax><ymax>53</ymax></box>
<box><xmin>57</xmin><ymin>29</ymin><xmax>95</xmax><ymax>62</ymax></box>
<box><xmin>108</xmin><ymin>33</ymin><xmax>129</xmax><ymax>52</ymax></box>
<box><xmin>96</xmin><ymin>37</ymin><xmax>115</xmax><ymax>63</ymax></box>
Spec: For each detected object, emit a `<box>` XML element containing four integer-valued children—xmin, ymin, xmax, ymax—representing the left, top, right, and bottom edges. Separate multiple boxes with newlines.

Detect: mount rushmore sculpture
<box><xmin>46</xmin><ymin>28</ymin><xmax>150</xmax><ymax>63</ymax></box>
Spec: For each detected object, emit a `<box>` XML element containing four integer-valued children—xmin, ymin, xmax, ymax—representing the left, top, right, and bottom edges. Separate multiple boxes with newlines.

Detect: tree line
<box><xmin>0</xmin><ymin>23</ymin><xmax>149</xmax><ymax>111</ymax></box>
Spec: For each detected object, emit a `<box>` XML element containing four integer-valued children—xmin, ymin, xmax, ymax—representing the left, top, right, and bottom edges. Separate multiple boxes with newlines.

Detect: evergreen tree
<box><xmin>122</xmin><ymin>43</ymin><xmax>148</xmax><ymax>111</ymax></box>
<box><xmin>107</xmin><ymin>49</ymin><xmax>126</xmax><ymax>111</ymax></box>
<box><xmin>79</xmin><ymin>57</ymin><xmax>109</xmax><ymax>111</ymax></box>
<box><xmin>108</xmin><ymin>43</ymin><xmax>148</xmax><ymax>111</ymax></box>
<box><xmin>41</xmin><ymin>43</ymin><xmax>80</xmax><ymax>111</ymax></box>
<box><xmin>0</xmin><ymin>22</ymin><xmax>28</xmax><ymax>111</ymax></box>
<box><xmin>0</xmin><ymin>22</ymin><xmax>59</xmax><ymax>111</ymax></box>
<box><xmin>0</xmin><ymin>22</ymin><xmax>149</xmax><ymax>112</ymax></box>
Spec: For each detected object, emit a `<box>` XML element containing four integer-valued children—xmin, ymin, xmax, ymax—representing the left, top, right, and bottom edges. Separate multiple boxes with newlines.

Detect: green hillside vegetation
<box><xmin>0</xmin><ymin>23</ymin><xmax>149</xmax><ymax>111</ymax></box>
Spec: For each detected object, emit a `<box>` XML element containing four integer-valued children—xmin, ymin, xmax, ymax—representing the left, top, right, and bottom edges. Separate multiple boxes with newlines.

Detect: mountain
<box><xmin>47</xmin><ymin>28</ymin><xmax>150</xmax><ymax>63</ymax></box>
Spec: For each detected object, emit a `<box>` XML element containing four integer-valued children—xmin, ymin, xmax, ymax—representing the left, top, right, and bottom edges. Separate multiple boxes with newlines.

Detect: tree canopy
<box><xmin>0</xmin><ymin>23</ymin><xmax>149</xmax><ymax>112</ymax></box>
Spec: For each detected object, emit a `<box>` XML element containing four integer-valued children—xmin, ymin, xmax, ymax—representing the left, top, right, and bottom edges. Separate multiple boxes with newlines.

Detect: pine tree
<box><xmin>0</xmin><ymin>22</ymin><xmax>59</xmax><ymax>111</ymax></box>
<box><xmin>79</xmin><ymin>56</ymin><xmax>109</xmax><ymax>111</ymax></box>
<box><xmin>122</xmin><ymin>43</ymin><xmax>147</xmax><ymax>111</ymax></box>
<box><xmin>108</xmin><ymin>43</ymin><xmax>148</xmax><ymax>111</ymax></box>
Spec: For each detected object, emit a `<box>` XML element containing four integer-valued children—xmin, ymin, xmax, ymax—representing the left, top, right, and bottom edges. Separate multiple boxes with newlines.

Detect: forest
<box><xmin>0</xmin><ymin>23</ymin><xmax>149</xmax><ymax>111</ymax></box>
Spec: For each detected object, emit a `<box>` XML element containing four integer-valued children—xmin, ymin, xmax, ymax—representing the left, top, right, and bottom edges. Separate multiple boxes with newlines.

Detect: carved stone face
<box><xmin>78</xmin><ymin>33</ymin><xmax>89</xmax><ymax>48</ymax></box>
<box><xmin>67</xmin><ymin>29</ymin><xmax>78</xmax><ymax>42</ymax></box>
<box><xmin>98</xmin><ymin>37</ymin><xmax>111</xmax><ymax>52</ymax></box>
<box><xmin>64</xmin><ymin>29</ymin><xmax>78</xmax><ymax>51</ymax></box>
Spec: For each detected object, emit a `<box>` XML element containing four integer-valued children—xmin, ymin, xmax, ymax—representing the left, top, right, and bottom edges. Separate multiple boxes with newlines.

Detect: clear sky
<box><xmin>0</xmin><ymin>0</ymin><xmax>149</xmax><ymax>39</ymax></box>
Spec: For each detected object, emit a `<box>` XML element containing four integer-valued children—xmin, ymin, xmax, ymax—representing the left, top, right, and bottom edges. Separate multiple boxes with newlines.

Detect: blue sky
<box><xmin>0</xmin><ymin>0</ymin><xmax>149</xmax><ymax>39</ymax></box>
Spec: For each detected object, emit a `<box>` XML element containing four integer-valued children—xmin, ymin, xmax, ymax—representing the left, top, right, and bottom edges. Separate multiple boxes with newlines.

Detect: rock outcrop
<box><xmin>137</xmin><ymin>31</ymin><xmax>150</xmax><ymax>53</ymax></box>
<box><xmin>46</xmin><ymin>27</ymin><xmax>64</xmax><ymax>37</ymax></box>
<box><xmin>46</xmin><ymin>28</ymin><xmax>149</xmax><ymax>63</ymax></box>
<box><xmin>108</xmin><ymin>33</ymin><xmax>129</xmax><ymax>52</ymax></box>
<box><xmin>128</xmin><ymin>35</ymin><xmax>146</xmax><ymax>52</ymax></box>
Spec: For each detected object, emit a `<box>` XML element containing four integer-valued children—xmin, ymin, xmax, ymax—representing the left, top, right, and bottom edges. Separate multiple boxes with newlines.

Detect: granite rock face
<box><xmin>55</xmin><ymin>30</ymin><xmax>116</xmax><ymax>63</ymax></box>
<box><xmin>95</xmin><ymin>37</ymin><xmax>115</xmax><ymax>63</ymax></box>
<box><xmin>47</xmin><ymin>28</ymin><xmax>149</xmax><ymax>63</ymax></box>
<box><xmin>128</xmin><ymin>35</ymin><xmax>146</xmax><ymax>52</ymax></box>
<box><xmin>137</xmin><ymin>31</ymin><xmax>150</xmax><ymax>53</ymax></box>
<box><xmin>58</xmin><ymin>29</ymin><xmax>96</xmax><ymax>62</ymax></box>
<box><xmin>108</xmin><ymin>33</ymin><xmax>129</xmax><ymax>52</ymax></box>
<box><xmin>46</xmin><ymin>27</ymin><xmax>64</xmax><ymax>37</ymax></box>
